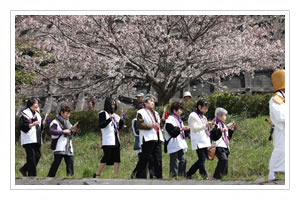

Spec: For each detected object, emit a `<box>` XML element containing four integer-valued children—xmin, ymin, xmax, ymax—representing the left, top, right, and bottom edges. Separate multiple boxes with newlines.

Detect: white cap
<box><xmin>183</xmin><ymin>91</ymin><xmax>192</xmax><ymax>98</ymax></box>
<box><xmin>136</xmin><ymin>93</ymin><xmax>145</xmax><ymax>97</ymax></box>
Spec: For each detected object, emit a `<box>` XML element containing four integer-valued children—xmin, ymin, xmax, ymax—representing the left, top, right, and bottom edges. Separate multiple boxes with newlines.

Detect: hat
<box><xmin>183</xmin><ymin>91</ymin><xmax>192</xmax><ymax>98</ymax></box>
<box><xmin>136</xmin><ymin>93</ymin><xmax>145</xmax><ymax>97</ymax></box>
<box><xmin>271</xmin><ymin>69</ymin><xmax>285</xmax><ymax>92</ymax></box>
<box><xmin>143</xmin><ymin>94</ymin><xmax>157</xmax><ymax>102</ymax></box>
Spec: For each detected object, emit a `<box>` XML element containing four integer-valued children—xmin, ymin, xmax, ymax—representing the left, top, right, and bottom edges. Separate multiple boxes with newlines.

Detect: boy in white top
<box><xmin>164</xmin><ymin>102</ymin><xmax>189</xmax><ymax>178</ymax></box>
<box><xmin>186</xmin><ymin>99</ymin><xmax>212</xmax><ymax>180</ymax></box>
<box><xmin>268</xmin><ymin>69</ymin><xmax>285</xmax><ymax>181</ymax></box>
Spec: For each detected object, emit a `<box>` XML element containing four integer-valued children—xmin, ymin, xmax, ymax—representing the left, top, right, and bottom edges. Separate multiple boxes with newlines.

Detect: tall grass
<box><xmin>15</xmin><ymin>115</ymin><xmax>280</xmax><ymax>180</ymax></box>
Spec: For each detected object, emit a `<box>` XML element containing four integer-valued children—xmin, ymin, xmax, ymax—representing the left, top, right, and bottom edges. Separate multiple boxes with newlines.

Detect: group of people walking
<box><xmin>18</xmin><ymin>70</ymin><xmax>285</xmax><ymax>181</ymax></box>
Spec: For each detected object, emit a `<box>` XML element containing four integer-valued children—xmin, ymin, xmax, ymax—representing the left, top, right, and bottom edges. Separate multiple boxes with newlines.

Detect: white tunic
<box><xmin>137</xmin><ymin>108</ymin><xmax>164</xmax><ymax>145</ymax></box>
<box><xmin>164</xmin><ymin>115</ymin><xmax>188</xmax><ymax>154</ymax></box>
<box><xmin>213</xmin><ymin>123</ymin><xmax>229</xmax><ymax>148</ymax></box>
<box><xmin>99</xmin><ymin>111</ymin><xmax>121</xmax><ymax>146</ymax></box>
<box><xmin>188</xmin><ymin>112</ymin><xmax>211</xmax><ymax>150</ymax></box>
<box><xmin>50</xmin><ymin>119</ymin><xmax>74</xmax><ymax>154</ymax></box>
<box><xmin>20</xmin><ymin>108</ymin><xmax>42</xmax><ymax>145</ymax></box>
<box><xmin>269</xmin><ymin>91</ymin><xmax>285</xmax><ymax>172</ymax></box>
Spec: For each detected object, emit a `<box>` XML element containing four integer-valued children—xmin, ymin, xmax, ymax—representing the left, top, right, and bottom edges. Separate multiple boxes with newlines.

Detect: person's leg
<box><xmin>136</xmin><ymin>141</ymin><xmax>154</xmax><ymax>179</ymax></box>
<box><xmin>186</xmin><ymin>150</ymin><xmax>201</xmax><ymax>178</ymax></box>
<box><xmin>47</xmin><ymin>154</ymin><xmax>63</xmax><ymax>177</ymax></box>
<box><xmin>213</xmin><ymin>148</ymin><xmax>228</xmax><ymax>179</ymax></box>
<box><xmin>113</xmin><ymin>147</ymin><xmax>121</xmax><ymax>178</ymax></box>
<box><xmin>131</xmin><ymin>153</ymin><xmax>141</xmax><ymax>178</ymax></box>
<box><xmin>95</xmin><ymin>163</ymin><xmax>106</xmax><ymax>178</ymax></box>
<box><xmin>64</xmin><ymin>155</ymin><xmax>74</xmax><ymax>176</ymax></box>
<box><xmin>197</xmin><ymin>148</ymin><xmax>208</xmax><ymax>179</ymax></box>
<box><xmin>34</xmin><ymin>144</ymin><xmax>41</xmax><ymax>168</ymax></box>
<box><xmin>114</xmin><ymin>163</ymin><xmax>120</xmax><ymax>178</ymax></box>
<box><xmin>169</xmin><ymin>151</ymin><xmax>178</xmax><ymax>178</ymax></box>
<box><xmin>152</xmin><ymin>141</ymin><xmax>162</xmax><ymax>179</ymax></box>
<box><xmin>148</xmin><ymin>154</ymin><xmax>155</xmax><ymax>179</ymax></box>
<box><xmin>177</xmin><ymin>150</ymin><xmax>187</xmax><ymax>177</ymax></box>
<box><xmin>23</xmin><ymin>144</ymin><xmax>37</xmax><ymax>176</ymax></box>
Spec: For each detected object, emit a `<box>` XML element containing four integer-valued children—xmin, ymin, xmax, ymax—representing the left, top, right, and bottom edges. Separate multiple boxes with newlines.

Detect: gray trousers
<box><xmin>169</xmin><ymin>149</ymin><xmax>186</xmax><ymax>177</ymax></box>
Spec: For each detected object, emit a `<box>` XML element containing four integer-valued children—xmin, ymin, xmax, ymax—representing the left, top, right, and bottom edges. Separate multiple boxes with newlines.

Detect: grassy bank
<box><xmin>15</xmin><ymin>115</ymin><xmax>284</xmax><ymax>181</ymax></box>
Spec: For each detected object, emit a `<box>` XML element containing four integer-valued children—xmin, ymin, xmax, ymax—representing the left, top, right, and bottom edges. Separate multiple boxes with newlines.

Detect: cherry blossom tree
<box><xmin>15</xmin><ymin>15</ymin><xmax>284</xmax><ymax>105</ymax></box>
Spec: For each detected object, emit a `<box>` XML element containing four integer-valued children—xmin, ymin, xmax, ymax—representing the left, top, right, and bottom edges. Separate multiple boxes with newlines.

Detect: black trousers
<box><xmin>20</xmin><ymin>143</ymin><xmax>41</xmax><ymax>177</ymax></box>
<box><xmin>131</xmin><ymin>152</ymin><xmax>155</xmax><ymax>178</ymax></box>
<box><xmin>135</xmin><ymin>140</ymin><xmax>162</xmax><ymax>179</ymax></box>
<box><xmin>48</xmin><ymin>154</ymin><xmax>74</xmax><ymax>177</ymax></box>
<box><xmin>186</xmin><ymin>147</ymin><xmax>208</xmax><ymax>177</ymax></box>
<box><xmin>213</xmin><ymin>147</ymin><xmax>230</xmax><ymax>179</ymax></box>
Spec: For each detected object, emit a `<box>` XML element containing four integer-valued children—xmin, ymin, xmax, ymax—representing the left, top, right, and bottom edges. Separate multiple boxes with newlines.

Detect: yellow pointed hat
<box><xmin>271</xmin><ymin>69</ymin><xmax>285</xmax><ymax>92</ymax></box>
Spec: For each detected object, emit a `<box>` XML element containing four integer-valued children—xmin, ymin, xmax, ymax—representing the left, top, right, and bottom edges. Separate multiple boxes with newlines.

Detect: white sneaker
<box><xmin>268</xmin><ymin>171</ymin><xmax>276</xmax><ymax>181</ymax></box>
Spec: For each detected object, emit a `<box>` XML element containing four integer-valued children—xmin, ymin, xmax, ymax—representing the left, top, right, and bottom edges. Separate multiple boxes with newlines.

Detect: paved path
<box><xmin>15</xmin><ymin>177</ymin><xmax>284</xmax><ymax>185</ymax></box>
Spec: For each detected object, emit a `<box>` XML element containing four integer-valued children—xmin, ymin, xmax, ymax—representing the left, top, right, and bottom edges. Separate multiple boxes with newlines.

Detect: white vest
<box><xmin>188</xmin><ymin>112</ymin><xmax>211</xmax><ymax>150</ymax></box>
<box><xmin>99</xmin><ymin>111</ymin><xmax>121</xmax><ymax>146</ymax></box>
<box><xmin>137</xmin><ymin>108</ymin><xmax>164</xmax><ymax>145</ymax></box>
<box><xmin>164</xmin><ymin>115</ymin><xmax>188</xmax><ymax>154</ymax></box>
<box><xmin>214</xmin><ymin>123</ymin><xmax>229</xmax><ymax>148</ymax></box>
<box><xmin>50</xmin><ymin>119</ymin><xmax>74</xmax><ymax>153</ymax></box>
<box><xmin>20</xmin><ymin>108</ymin><xmax>42</xmax><ymax>145</ymax></box>
<box><xmin>269</xmin><ymin>91</ymin><xmax>285</xmax><ymax>172</ymax></box>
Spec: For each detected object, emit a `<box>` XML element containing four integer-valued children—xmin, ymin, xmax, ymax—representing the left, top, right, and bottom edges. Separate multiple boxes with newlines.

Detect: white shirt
<box><xmin>20</xmin><ymin>108</ymin><xmax>42</xmax><ymax>145</ymax></box>
<box><xmin>188</xmin><ymin>112</ymin><xmax>211</xmax><ymax>150</ymax></box>
<box><xmin>137</xmin><ymin>108</ymin><xmax>164</xmax><ymax>145</ymax></box>
<box><xmin>99</xmin><ymin>111</ymin><xmax>121</xmax><ymax>146</ymax></box>
<box><xmin>164</xmin><ymin>115</ymin><xmax>188</xmax><ymax>154</ymax></box>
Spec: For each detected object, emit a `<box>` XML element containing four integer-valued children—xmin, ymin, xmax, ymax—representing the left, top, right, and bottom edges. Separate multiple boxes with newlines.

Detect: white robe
<box><xmin>269</xmin><ymin>91</ymin><xmax>285</xmax><ymax>172</ymax></box>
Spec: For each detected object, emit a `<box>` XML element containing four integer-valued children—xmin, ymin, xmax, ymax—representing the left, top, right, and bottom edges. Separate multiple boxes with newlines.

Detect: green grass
<box><xmin>15</xmin><ymin>115</ymin><xmax>284</xmax><ymax>181</ymax></box>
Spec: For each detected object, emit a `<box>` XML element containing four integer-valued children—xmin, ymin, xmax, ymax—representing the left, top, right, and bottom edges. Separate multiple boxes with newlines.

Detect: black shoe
<box><xmin>19</xmin><ymin>167</ymin><xmax>27</xmax><ymax>176</ymax></box>
<box><xmin>185</xmin><ymin>175</ymin><xmax>192</xmax><ymax>179</ymax></box>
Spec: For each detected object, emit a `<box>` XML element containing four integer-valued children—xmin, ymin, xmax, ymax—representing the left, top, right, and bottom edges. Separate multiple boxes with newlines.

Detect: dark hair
<box><xmin>170</xmin><ymin>102</ymin><xmax>184</xmax><ymax>114</ymax></box>
<box><xmin>88</xmin><ymin>100</ymin><xmax>95</xmax><ymax>106</ymax></box>
<box><xmin>138</xmin><ymin>102</ymin><xmax>145</xmax><ymax>109</ymax></box>
<box><xmin>59</xmin><ymin>104</ymin><xmax>71</xmax><ymax>114</ymax></box>
<box><xmin>195</xmin><ymin>99</ymin><xmax>210</xmax><ymax>113</ymax></box>
<box><xmin>104</xmin><ymin>97</ymin><xmax>118</xmax><ymax>114</ymax></box>
<box><xmin>26</xmin><ymin>97</ymin><xmax>39</xmax><ymax>108</ymax></box>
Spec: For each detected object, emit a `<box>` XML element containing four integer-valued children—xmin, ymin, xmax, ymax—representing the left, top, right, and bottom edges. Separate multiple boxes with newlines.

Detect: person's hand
<box><xmin>222</xmin><ymin>128</ymin><xmax>227</xmax><ymax>132</ymax></box>
<box><xmin>152</xmin><ymin>123</ymin><xmax>159</xmax><ymax>129</ymax></box>
<box><xmin>211</xmin><ymin>118</ymin><xmax>216</xmax><ymax>125</ymax></box>
<box><xmin>183</xmin><ymin>126</ymin><xmax>190</xmax><ymax>131</ymax></box>
<box><xmin>72</xmin><ymin>126</ymin><xmax>78</xmax><ymax>133</ymax></box>
<box><xmin>63</xmin><ymin>129</ymin><xmax>71</xmax><ymax>135</ymax></box>
<box><xmin>206</xmin><ymin>122</ymin><xmax>212</xmax><ymax>127</ymax></box>
<box><xmin>34</xmin><ymin>121</ymin><xmax>40</xmax><ymax>125</ymax></box>
<box><xmin>109</xmin><ymin>114</ymin><xmax>115</xmax><ymax>119</ymax></box>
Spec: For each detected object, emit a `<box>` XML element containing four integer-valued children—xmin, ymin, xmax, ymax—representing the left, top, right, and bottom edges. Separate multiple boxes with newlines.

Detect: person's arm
<box><xmin>19</xmin><ymin>115</ymin><xmax>30</xmax><ymax>133</ymax></box>
<box><xmin>119</xmin><ymin>119</ymin><xmax>124</xmax><ymax>130</ymax></box>
<box><xmin>188</xmin><ymin>114</ymin><xmax>206</xmax><ymax>133</ymax></box>
<box><xmin>228</xmin><ymin>129</ymin><xmax>234</xmax><ymax>140</ymax></box>
<box><xmin>210</xmin><ymin>124</ymin><xmax>222</xmax><ymax>141</ymax></box>
<box><xmin>99</xmin><ymin>112</ymin><xmax>112</xmax><ymax>129</ymax></box>
<box><xmin>133</xmin><ymin>120</ymin><xmax>140</xmax><ymax>136</ymax></box>
<box><xmin>50</xmin><ymin>123</ymin><xmax>64</xmax><ymax>135</ymax></box>
<box><xmin>165</xmin><ymin>123</ymin><xmax>181</xmax><ymax>138</ymax></box>
<box><xmin>136</xmin><ymin>113</ymin><xmax>153</xmax><ymax>130</ymax></box>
